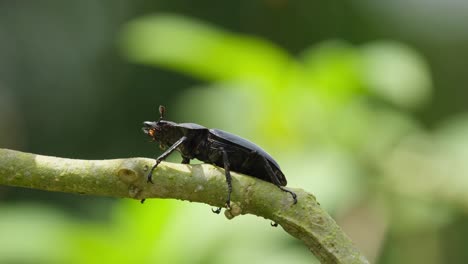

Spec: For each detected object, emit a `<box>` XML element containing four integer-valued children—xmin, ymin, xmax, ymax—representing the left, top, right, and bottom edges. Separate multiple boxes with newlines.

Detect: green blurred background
<box><xmin>1</xmin><ymin>1</ymin><xmax>468</xmax><ymax>263</ymax></box>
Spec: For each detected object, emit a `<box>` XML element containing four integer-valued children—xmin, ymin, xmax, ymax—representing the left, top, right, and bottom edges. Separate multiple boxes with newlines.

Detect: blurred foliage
<box><xmin>2</xmin><ymin>2</ymin><xmax>468</xmax><ymax>264</ymax></box>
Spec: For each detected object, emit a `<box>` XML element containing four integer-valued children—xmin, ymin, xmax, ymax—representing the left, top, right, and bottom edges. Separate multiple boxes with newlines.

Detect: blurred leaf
<box><xmin>300</xmin><ymin>41</ymin><xmax>365</xmax><ymax>104</ymax></box>
<box><xmin>120</xmin><ymin>14</ymin><xmax>295</xmax><ymax>89</ymax></box>
<box><xmin>361</xmin><ymin>41</ymin><xmax>432</xmax><ymax>109</ymax></box>
<box><xmin>387</xmin><ymin>196</ymin><xmax>453</xmax><ymax>233</ymax></box>
<box><xmin>333</xmin><ymin>102</ymin><xmax>422</xmax><ymax>156</ymax></box>
<box><xmin>69</xmin><ymin>199</ymin><xmax>179</xmax><ymax>264</ymax></box>
<box><xmin>432</xmin><ymin>115</ymin><xmax>468</xmax><ymax>209</ymax></box>
<box><xmin>434</xmin><ymin>114</ymin><xmax>468</xmax><ymax>158</ymax></box>
<box><xmin>0</xmin><ymin>204</ymin><xmax>71</xmax><ymax>264</ymax></box>
<box><xmin>284</xmin><ymin>148</ymin><xmax>366</xmax><ymax>211</ymax></box>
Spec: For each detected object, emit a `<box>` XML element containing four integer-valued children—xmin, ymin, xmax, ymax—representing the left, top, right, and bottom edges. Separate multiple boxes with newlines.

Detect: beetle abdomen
<box><xmin>209</xmin><ymin>129</ymin><xmax>281</xmax><ymax>168</ymax></box>
<box><xmin>205</xmin><ymin>130</ymin><xmax>288</xmax><ymax>186</ymax></box>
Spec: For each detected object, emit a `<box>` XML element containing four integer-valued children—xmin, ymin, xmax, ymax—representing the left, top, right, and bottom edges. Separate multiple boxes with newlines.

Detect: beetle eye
<box><xmin>148</xmin><ymin>128</ymin><xmax>156</xmax><ymax>137</ymax></box>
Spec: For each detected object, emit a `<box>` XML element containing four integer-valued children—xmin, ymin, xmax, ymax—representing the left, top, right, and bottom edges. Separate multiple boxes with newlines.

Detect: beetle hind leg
<box><xmin>262</xmin><ymin>157</ymin><xmax>297</xmax><ymax>204</ymax></box>
<box><xmin>278</xmin><ymin>186</ymin><xmax>297</xmax><ymax>204</ymax></box>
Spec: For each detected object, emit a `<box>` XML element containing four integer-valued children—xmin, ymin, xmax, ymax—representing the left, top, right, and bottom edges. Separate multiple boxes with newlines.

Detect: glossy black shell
<box><xmin>209</xmin><ymin>129</ymin><xmax>281</xmax><ymax>169</ymax></box>
<box><xmin>175</xmin><ymin>123</ymin><xmax>287</xmax><ymax>186</ymax></box>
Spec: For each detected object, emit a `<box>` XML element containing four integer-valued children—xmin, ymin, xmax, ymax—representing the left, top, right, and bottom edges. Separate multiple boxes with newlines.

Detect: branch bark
<box><xmin>0</xmin><ymin>148</ymin><xmax>368</xmax><ymax>264</ymax></box>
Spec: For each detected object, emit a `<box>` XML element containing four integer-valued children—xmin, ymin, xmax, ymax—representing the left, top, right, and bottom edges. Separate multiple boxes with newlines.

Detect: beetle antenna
<box><xmin>159</xmin><ymin>105</ymin><xmax>166</xmax><ymax>121</ymax></box>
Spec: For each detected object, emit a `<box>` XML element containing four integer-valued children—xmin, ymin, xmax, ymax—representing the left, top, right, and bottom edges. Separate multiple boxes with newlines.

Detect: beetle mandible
<box><xmin>142</xmin><ymin>105</ymin><xmax>297</xmax><ymax>213</ymax></box>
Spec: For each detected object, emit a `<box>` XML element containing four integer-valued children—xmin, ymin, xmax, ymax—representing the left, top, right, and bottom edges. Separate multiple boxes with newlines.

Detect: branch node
<box><xmin>118</xmin><ymin>160</ymin><xmax>141</xmax><ymax>183</ymax></box>
<box><xmin>224</xmin><ymin>202</ymin><xmax>242</xmax><ymax>219</ymax></box>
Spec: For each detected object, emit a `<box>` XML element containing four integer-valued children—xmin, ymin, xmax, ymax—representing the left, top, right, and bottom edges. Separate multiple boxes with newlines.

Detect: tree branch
<box><xmin>0</xmin><ymin>148</ymin><xmax>368</xmax><ymax>264</ymax></box>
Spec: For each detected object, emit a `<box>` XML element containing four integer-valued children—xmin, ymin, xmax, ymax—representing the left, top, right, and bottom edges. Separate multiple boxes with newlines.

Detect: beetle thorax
<box><xmin>154</xmin><ymin>122</ymin><xmax>184</xmax><ymax>148</ymax></box>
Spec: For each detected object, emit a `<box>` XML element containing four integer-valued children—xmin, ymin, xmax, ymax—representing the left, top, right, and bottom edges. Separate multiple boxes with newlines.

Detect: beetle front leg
<box><xmin>147</xmin><ymin>136</ymin><xmax>187</xmax><ymax>183</ymax></box>
<box><xmin>262</xmin><ymin>156</ymin><xmax>297</xmax><ymax>204</ymax></box>
<box><xmin>212</xmin><ymin>148</ymin><xmax>232</xmax><ymax>214</ymax></box>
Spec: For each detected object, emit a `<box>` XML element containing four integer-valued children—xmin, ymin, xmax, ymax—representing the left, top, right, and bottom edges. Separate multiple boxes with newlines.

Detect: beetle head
<box><xmin>142</xmin><ymin>105</ymin><xmax>178</xmax><ymax>144</ymax></box>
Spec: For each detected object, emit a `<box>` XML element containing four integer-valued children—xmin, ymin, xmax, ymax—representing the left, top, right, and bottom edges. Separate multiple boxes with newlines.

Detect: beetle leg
<box><xmin>181</xmin><ymin>157</ymin><xmax>190</xmax><ymax>164</ymax></box>
<box><xmin>262</xmin><ymin>156</ymin><xmax>298</xmax><ymax>204</ymax></box>
<box><xmin>222</xmin><ymin>149</ymin><xmax>233</xmax><ymax>210</ymax></box>
<box><xmin>212</xmin><ymin>148</ymin><xmax>232</xmax><ymax>214</ymax></box>
<box><xmin>147</xmin><ymin>136</ymin><xmax>188</xmax><ymax>183</ymax></box>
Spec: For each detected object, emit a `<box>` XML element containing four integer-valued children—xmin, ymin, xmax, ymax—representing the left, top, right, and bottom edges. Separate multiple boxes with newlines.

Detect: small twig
<box><xmin>0</xmin><ymin>148</ymin><xmax>368</xmax><ymax>263</ymax></box>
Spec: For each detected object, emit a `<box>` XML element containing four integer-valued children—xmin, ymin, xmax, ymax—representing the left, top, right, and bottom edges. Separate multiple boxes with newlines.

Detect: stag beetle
<box><xmin>142</xmin><ymin>106</ymin><xmax>297</xmax><ymax>214</ymax></box>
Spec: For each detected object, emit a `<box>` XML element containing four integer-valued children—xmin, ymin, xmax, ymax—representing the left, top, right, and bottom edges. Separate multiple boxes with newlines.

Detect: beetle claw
<box><xmin>212</xmin><ymin>207</ymin><xmax>222</xmax><ymax>214</ymax></box>
<box><xmin>292</xmin><ymin>192</ymin><xmax>298</xmax><ymax>204</ymax></box>
<box><xmin>278</xmin><ymin>185</ymin><xmax>297</xmax><ymax>205</ymax></box>
<box><xmin>146</xmin><ymin>173</ymin><xmax>154</xmax><ymax>184</ymax></box>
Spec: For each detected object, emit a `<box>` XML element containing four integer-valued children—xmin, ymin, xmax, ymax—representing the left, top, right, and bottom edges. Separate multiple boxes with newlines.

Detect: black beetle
<box><xmin>142</xmin><ymin>106</ymin><xmax>297</xmax><ymax>213</ymax></box>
